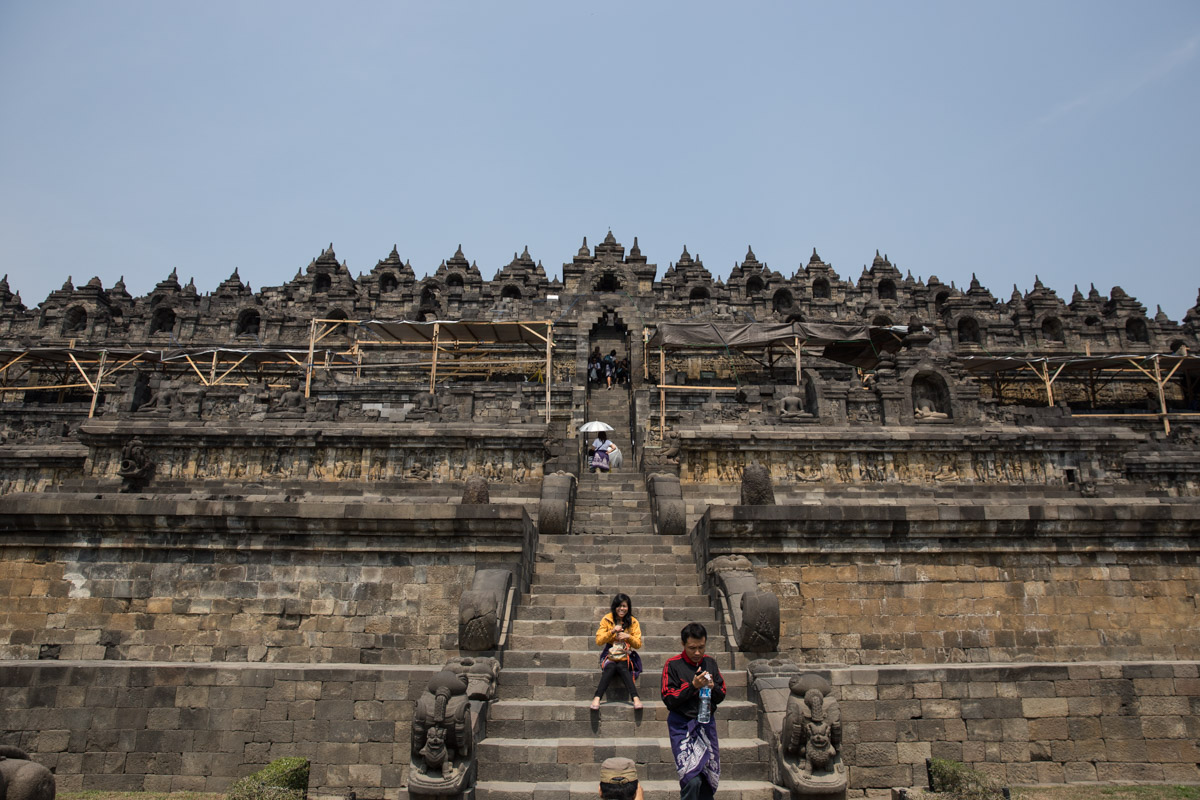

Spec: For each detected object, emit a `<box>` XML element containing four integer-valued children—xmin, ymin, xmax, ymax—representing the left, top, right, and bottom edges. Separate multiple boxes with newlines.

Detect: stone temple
<box><xmin>1</xmin><ymin>233</ymin><xmax>1199</xmax><ymax>799</ymax></box>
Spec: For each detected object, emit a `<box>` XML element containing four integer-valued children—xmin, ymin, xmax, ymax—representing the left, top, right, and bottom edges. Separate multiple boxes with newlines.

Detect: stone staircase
<box><xmin>474</xmin><ymin>383</ymin><xmax>781</xmax><ymax>799</ymax></box>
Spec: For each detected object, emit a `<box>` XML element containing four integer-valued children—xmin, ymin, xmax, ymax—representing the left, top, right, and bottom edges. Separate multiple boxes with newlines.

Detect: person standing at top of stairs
<box><xmin>603</xmin><ymin>349</ymin><xmax>617</xmax><ymax>389</ymax></box>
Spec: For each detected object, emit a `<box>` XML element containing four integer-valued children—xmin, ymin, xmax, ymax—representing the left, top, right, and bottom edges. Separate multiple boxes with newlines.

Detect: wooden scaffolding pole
<box><xmin>643</xmin><ymin>328</ymin><xmax>650</xmax><ymax>381</ymax></box>
<box><xmin>660</xmin><ymin>385</ymin><xmax>666</xmax><ymax>442</ymax></box>
<box><xmin>87</xmin><ymin>350</ymin><xmax>107</xmax><ymax>419</ymax></box>
<box><xmin>1124</xmin><ymin>354</ymin><xmax>1185</xmax><ymax>435</ymax></box>
<box><xmin>545</xmin><ymin>322</ymin><xmax>553</xmax><ymax>423</ymax></box>
<box><xmin>1153</xmin><ymin>355</ymin><xmax>1169</xmax><ymax>435</ymax></box>
<box><xmin>304</xmin><ymin>319</ymin><xmax>317</xmax><ymax>398</ymax></box>
<box><xmin>429</xmin><ymin>322</ymin><xmax>440</xmax><ymax>394</ymax></box>
<box><xmin>1026</xmin><ymin>361</ymin><xmax>1067</xmax><ymax>407</ymax></box>
<box><xmin>795</xmin><ymin>335</ymin><xmax>802</xmax><ymax>387</ymax></box>
<box><xmin>659</xmin><ymin>346</ymin><xmax>666</xmax><ymax>441</ymax></box>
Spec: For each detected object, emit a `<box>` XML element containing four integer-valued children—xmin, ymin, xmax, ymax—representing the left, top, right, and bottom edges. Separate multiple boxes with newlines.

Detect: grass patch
<box><xmin>1013</xmin><ymin>788</ymin><xmax>1200</xmax><ymax>800</ymax></box>
<box><xmin>60</xmin><ymin>794</ymin><xmax>223</xmax><ymax>800</ymax></box>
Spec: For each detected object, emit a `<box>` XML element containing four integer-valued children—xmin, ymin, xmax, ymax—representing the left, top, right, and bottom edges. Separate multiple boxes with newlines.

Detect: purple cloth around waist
<box><xmin>667</xmin><ymin>710</ymin><xmax>720</xmax><ymax>790</ymax></box>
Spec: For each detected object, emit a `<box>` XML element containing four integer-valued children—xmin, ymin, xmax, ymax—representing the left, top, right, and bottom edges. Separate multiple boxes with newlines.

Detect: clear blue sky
<box><xmin>2</xmin><ymin>2</ymin><xmax>1198</xmax><ymax>318</ymax></box>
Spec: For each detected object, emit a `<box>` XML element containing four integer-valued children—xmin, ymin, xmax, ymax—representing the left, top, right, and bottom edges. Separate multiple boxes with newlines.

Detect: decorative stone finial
<box><xmin>62</xmin><ymin>276</ymin><xmax>74</xmax><ymax>291</ymax></box>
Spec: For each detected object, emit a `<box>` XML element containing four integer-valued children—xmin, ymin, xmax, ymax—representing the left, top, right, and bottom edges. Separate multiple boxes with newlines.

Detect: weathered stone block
<box><xmin>1021</xmin><ymin>697</ymin><xmax>1068</xmax><ymax>717</ymax></box>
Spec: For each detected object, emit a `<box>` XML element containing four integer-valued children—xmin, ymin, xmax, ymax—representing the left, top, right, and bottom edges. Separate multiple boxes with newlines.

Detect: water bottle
<box><xmin>697</xmin><ymin>685</ymin><xmax>711</xmax><ymax>724</ymax></box>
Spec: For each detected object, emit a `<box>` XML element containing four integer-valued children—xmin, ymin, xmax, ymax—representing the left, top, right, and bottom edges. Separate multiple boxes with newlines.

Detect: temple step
<box><xmin>485</xmin><ymin>698</ymin><xmax>760</xmax><ymax>738</ymax></box>
<box><xmin>532</xmin><ymin>562</ymin><xmax>695</xmax><ymax>577</ymax></box>
<box><xmin>500</xmin><ymin>647</ymin><xmax>731</xmax><ymax>674</ymax></box>
<box><xmin>470</xmin><ymin>440</ymin><xmax>779</xmax><ymax>800</ymax></box>
<box><xmin>474</xmin><ymin>779</ymin><xmax>782</xmax><ymax>800</ymax></box>
<box><xmin>475</xmin><ymin>736</ymin><xmax>772</xmax><ymax>782</ymax></box>
<box><xmin>495</xmin><ymin>664</ymin><xmax>746</xmax><ymax>701</ymax></box>
<box><xmin>506</xmin><ymin>632</ymin><xmax>729</xmax><ymax>652</ymax></box>
<box><xmin>511</xmin><ymin>623</ymin><xmax>715</xmax><ymax>642</ymax></box>
<box><xmin>520</xmin><ymin>594</ymin><xmax>712</xmax><ymax>611</ymax></box>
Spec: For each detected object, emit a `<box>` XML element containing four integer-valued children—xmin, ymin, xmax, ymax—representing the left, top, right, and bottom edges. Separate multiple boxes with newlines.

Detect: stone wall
<box><xmin>0</xmin><ymin>660</ymin><xmax>437</xmax><ymax>798</ymax></box>
<box><xmin>820</xmin><ymin>661</ymin><xmax>1200</xmax><ymax>788</ymax></box>
<box><xmin>675</xmin><ymin>426</ymin><xmax>1183</xmax><ymax>489</ymax></box>
<box><xmin>694</xmin><ymin>500</ymin><xmax>1200</xmax><ymax>665</ymax></box>
<box><xmin>0</xmin><ymin>443</ymin><xmax>87</xmax><ymax>494</ymax></box>
<box><xmin>78</xmin><ymin>420</ymin><xmax>551</xmax><ymax>485</ymax></box>
<box><xmin>0</xmin><ymin>495</ymin><xmax>537</xmax><ymax>664</ymax></box>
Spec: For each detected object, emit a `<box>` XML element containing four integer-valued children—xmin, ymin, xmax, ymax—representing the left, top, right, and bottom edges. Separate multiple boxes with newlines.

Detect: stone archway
<box><xmin>586</xmin><ymin>310</ymin><xmax>635</xmax><ymax>390</ymax></box>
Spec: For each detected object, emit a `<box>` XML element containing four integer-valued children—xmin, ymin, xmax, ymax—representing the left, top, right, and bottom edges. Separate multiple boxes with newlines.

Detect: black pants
<box><xmin>680</xmin><ymin>775</ymin><xmax>715</xmax><ymax>800</ymax></box>
<box><xmin>593</xmin><ymin>660</ymin><xmax>638</xmax><ymax>699</ymax></box>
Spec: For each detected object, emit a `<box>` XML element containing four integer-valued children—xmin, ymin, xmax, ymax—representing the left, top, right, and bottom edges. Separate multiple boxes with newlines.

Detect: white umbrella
<box><xmin>578</xmin><ymin>421</ymin><xmax>614</xmax><ymax>433</ymax></box>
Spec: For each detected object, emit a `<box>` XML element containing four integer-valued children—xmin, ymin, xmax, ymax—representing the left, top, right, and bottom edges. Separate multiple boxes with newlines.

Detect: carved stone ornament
<box><xmin>538</xmin><ymin>471</ymin><xmax>576</xmax><ymax>536</ymax></box>
<box><xmin>442</xmin><ymin>656</ymin><xmax>501</xmax><ymax>701</ymax></box>
<box><xmin>778</xmin><ymin>673</ymin><xmax>846</xmax><ymax>797</ymax></box>
<box><xmin>706</xmin><ymin>555</ymin><xmax>780</xmax><ymax>653</ymax></box>
<box><xmin>461</xmin><ymin>476</ymin><xmax>490</xmax><ymax>504</ymax></box>
<box><xmin>459</xmin><ymin>569</ymin><xmax>512</xmax><ymax>652</ymax></box>
<box><xmin>270</xmin><ymin>380</ymin><xmax>308</xmax><ymax>418</ymax></box>
<box><xmin>740</xmin><ymin>463</ymin><xmax>775</xmax><ymax>505</ymax></box>
<box><xmin>648</xmin><ymin>472</ymin><xmax>685</xmax><ymax>536</ymax></box>
<box><xmin>779</xmin><ymin>394</ymin><xmax>812</xmax><ymax>420</ymax></box>
<box><xmin>409</xmin><ymin>670</ymin><xmax>474</xmax><ymax>796</ymax></box>
<box><xmin>0</xmin><ymin>746</ymin><xmax>57</xmax><ymax>800</ymax></box>
<box><xmin>116</xmin><ymin>437</ymin><xmax>154</xmax><ymax>493</ymax></box>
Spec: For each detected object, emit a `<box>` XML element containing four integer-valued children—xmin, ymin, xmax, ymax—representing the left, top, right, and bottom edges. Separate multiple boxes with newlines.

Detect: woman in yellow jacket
<box><xmin>591</xmin><ymin>592</ymin><xmax>644</xmax><ymax>711</ymax></box>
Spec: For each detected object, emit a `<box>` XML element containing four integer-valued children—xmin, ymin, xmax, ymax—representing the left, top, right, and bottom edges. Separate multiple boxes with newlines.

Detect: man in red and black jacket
<box><xmin>661</xmin><ymin>623</ymin><xmax>726</xmax><ymax>800</ymax></box>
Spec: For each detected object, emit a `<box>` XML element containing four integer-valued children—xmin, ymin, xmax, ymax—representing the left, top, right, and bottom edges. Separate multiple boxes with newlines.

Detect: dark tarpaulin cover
<box><xmin>356</xmin><ymin>319</ymin><xmax>550</xmax><ymax>346</ymax></box>
<box><xmin>647</xmin><ymin>321</ymin><xmax>908</xmax><ymax>368</ymax></box>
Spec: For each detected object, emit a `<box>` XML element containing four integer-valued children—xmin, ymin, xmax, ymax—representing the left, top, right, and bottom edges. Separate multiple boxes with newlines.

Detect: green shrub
<box><xmin>226</xmin><ymin>757</ymin><xmax>310</xmax><ymax>800</ymax></box>
<box><xmin>927</xmin><ymin>758</ymin><xmax>1003</xmax><ymax>800</ymax></box>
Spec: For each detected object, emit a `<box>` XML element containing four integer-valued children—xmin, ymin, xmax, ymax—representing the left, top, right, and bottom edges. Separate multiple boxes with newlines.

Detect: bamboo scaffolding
<box><xmin>302</xmin><ymin>317</ymin><xmax>557</xmax><ymax>418</ymax></box>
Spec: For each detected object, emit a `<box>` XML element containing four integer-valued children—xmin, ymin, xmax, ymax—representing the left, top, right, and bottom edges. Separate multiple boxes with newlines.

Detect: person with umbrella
<box><xmin>580</xmin><ymin>421</ymin><xmax>623</xmax><ymax>473</ymax></box>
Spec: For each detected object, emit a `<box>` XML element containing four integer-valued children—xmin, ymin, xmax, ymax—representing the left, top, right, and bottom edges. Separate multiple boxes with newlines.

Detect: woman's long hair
<box><xmin>610</xmin><ymin>592</ymin><xmax>633</xmax><ymax>626</ymax></box>
<box><xmin>595</xmin><ymin>432</ymin><xmax>608</xmax><ymax>444</ymax></box>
